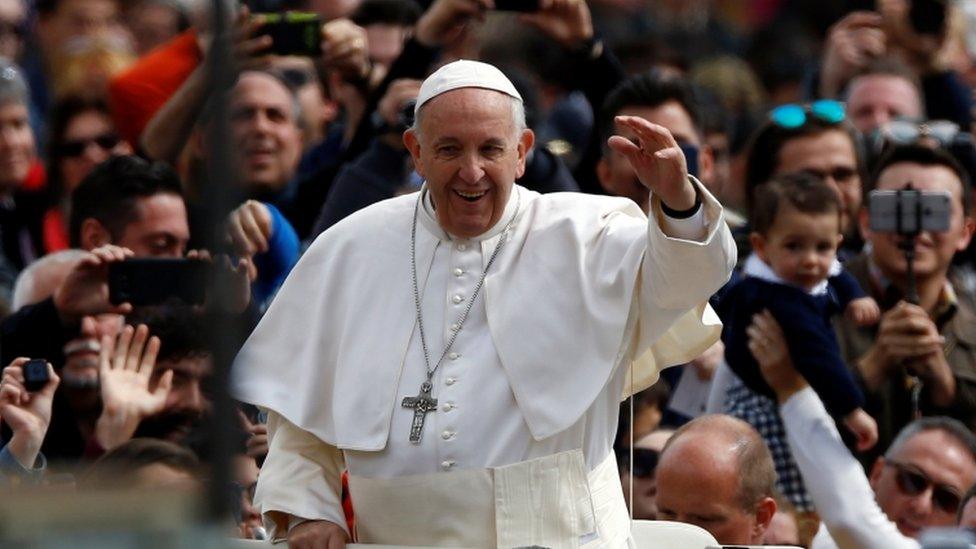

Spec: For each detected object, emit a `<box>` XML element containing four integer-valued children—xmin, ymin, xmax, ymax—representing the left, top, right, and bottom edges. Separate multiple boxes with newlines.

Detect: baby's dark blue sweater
<box><xmin>717</xmin><ymin>271</ymin><xmax>867</xmax><ymax>416</ymax></box>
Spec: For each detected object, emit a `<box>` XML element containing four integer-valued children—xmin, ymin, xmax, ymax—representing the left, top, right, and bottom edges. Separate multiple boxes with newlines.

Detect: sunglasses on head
<box><xmin>769</xmin><ymin>100</ymin><xmax>846</xmax><ymax>129</ymax></box>
<box><xmin>881</xmin><ymin>119</ymin><xmax>968</xmax><ymax>148</ymax></box>
<box><xmin>57</xmin><ymin>133</ymin><xmax>121</xmax><ymax>158</ymax></box>
<box><xmin>885</xmin><ymin>459</ymin><xmax>962</xmax><ymax>514</ymax></box>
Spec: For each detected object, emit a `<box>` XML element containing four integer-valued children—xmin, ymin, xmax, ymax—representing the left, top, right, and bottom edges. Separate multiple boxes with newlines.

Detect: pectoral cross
<box><xmin>402</xmin><ymin>380</ymin><xmax>438</xmax><ymax>444</ymax></box>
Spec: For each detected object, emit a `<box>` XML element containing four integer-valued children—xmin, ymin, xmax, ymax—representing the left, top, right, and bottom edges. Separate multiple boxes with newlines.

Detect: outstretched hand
<box><xmin>95</xmin><ymin>324</ymin><xmax>171</xmax><ymax>450</ymax></box>
<box><xmin>607</xmin><ymin>116</ymin><xmax>696</xmax><ymax>211</ymax></box>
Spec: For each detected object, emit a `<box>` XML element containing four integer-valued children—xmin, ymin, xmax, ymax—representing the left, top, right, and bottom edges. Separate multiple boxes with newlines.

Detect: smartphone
<box><xmin>868</xmin><ymin>189</ymin><xmax>952</xmax><ymax>235</ymax></box>
<box><xmin>909</xmin><ymin>0</ymin><xmax>947</xmax><ymax>36</ymax></box>
<box><xmin>109</xmin><ymin>258</ymin><xmax>210</xmax><ymax>306</ymax></box>
<box><xmin>23</xmin><ymin>359</ymin><xmax>49</xmax><ymax>392</ymax></box>
<box><xmin>494</xmin><ymin>0</ymin><xmax>541</xmax><ymax>12</ymax></box>
<box><xmin>254</xmin><ymin>12</ymin><xmax>322</xmax><ymax>57</ymax></box>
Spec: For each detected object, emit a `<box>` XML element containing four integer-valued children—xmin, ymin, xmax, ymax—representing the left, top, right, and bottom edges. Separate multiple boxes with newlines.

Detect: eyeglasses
<box><xmin>881</xmin><ymin>119</ymin><xmax>967</xmax><ymax>148</ymax></box>
<box><xmin>57</xmin><ymin>133</ymin><xmax>121</xmax><ymax>158</ymax></box>
<box><xmin>884</xmin><ymin>459</ymin><xmax>963</xmax><ymax>514</ymax></box>
<box><xmin>770</xmin><ymin>100</ymin><xmax>846</xmax><ymax>129</ymax></box>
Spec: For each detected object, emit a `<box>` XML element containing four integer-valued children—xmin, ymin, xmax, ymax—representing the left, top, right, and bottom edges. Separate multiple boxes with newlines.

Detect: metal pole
<box><xmin>203</xmin><ymin>0</ymin><xmax>244</xmax><ymax>523</ymax></box>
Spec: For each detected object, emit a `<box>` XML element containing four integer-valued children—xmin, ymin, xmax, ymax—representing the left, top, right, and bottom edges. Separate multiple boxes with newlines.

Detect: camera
<box><xmin>23</xmin><ymin>359</ymin><xmax>50</xmax><ymax>392</ymax></box>
<box><xmin>868</xmin><ymin>185</ymin><xmax>952</xmax><ymax>303</ymax></box>
<box><xmin>909</xmin><ymin>0</ymin><xmax>948</xmax><ymax>36</ymax></box>
<box><xmin>109</xmin><ymin>258</ymin><xmax>210</xmax><ymax>306</ymax></box>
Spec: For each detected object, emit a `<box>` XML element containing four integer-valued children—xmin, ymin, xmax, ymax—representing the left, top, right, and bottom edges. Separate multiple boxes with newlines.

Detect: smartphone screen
<box><xmin>254</xmin><ymin>12</ymin><xmax>322</xmax><ymax>57</ymax></box>
<box><xmin>494</xmin><ymin>0</ymin><xmax>541</xmax><ymax>12</ymax></box>
<box><xmin>109</xmin><ymin>258</ymin><xmax>210</xmax><ymax>306</ymax></box>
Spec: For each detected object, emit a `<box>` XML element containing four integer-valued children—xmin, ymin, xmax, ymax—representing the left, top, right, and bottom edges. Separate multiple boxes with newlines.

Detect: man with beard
<box><xmin>93</xmin><ymin>304</ymin><xmax>212</xmax><ymax>451</ymax></box>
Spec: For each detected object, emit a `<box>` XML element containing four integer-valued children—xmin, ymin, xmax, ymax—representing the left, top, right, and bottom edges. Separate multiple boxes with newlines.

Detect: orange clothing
<box><xmin>108</xmin><ymin>29</ymin><xmax>203</xmax><ymax>146</ymax></box>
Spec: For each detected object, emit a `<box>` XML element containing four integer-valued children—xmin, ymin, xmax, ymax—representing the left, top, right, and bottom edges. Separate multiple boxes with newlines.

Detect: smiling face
<box><xmin>752</xmin><ymin>205</ymin><xmax>843</xmax><ymax>291</ymax></box>
<box><xmin>229</xmin><ymin>72</ymin><xmax>303</xmax><ymax>196</ymax></box>
<box><xmin>0</xmin><ymin>101</ymin><xmax>34</xmax><ymax>194</ymax></box>
<box><xmin>870</xmin><ymin>429</ymin><xmax>976</xmax><ymax>538</ymax></box>
<box><xmin>404</xmin><ymin>88</ymin><xmax>534</xmax><ymax>239</ymax></box>
<box><xmin>862</xmin><ymin>162</ymin><xmax>974</xmax><ymax>285</ymax></box>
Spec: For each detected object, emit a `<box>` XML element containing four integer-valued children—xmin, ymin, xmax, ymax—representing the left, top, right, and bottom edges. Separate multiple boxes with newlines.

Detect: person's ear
<box><xmin>80</xmin><ymin>218</ymin><xmax>111</xmax><ymax>250</ymax></box>
<box><xmin>753</xmin><ymin>496</ymin><xmax>777</xmax><ymax>539</ymax></box>
<box><xmin>698</xmin><ymin>143</ymin><xmax>716</xmax><ymax>192</ymax></box>
<box><xmin>403</xmin><ymin>128</ymin><xmax>424</xmax><ymax>178</ymax></box>
<box><xmin>750</xmin><ymin>232</ymin><xmax>768</xmax><ymax>263</ymax></box>
<box><xmin>956</xmin><ymin>215</ymin><xmax>975</xmax><ymax>252</ymax></box>
<box><xmin>514</xmin><ymin>128</ymin><xmax>535</xmax><ymax>179</ymax></box>
<box><xmin>859</xmin><ymin>206</ymin><xmax>872</xmax><ymax>242</ymax></box>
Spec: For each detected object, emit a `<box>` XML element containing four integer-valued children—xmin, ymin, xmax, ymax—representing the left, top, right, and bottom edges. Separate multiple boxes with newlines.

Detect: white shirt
<box><xmin>781</xmin><ymin>388</ymin><xmax>919</xmax><ymax>549</ymax></box>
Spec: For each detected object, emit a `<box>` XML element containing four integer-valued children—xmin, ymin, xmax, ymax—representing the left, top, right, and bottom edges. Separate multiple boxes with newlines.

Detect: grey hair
<box><xmin>411</xmin><ymin>92</ymin><xmax>526</xmax><ymax>139</ymax></box>
<box><xmin>12</xmin><ymin>249</ymin><xmax>89</xmax><ymax>311</ymax></box>
<box><xmin>886</xmin><ymin>416</ymin><xmax>976</xmax><ymax>464</ymax></box>
<box><xmin>0</xmin><ymin>61</ymin><xmax>29</xmax><ymax>108</ymax></box>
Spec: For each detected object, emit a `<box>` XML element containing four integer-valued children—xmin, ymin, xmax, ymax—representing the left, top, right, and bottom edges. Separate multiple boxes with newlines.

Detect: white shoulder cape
<box><xmin>231</xmin><ymin>186</ymin><xmax>734</xmax><ymax>450</ymax></box>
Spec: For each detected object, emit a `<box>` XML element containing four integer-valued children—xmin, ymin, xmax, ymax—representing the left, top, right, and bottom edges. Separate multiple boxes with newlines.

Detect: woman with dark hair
<box><xmin>43</xmin><ymin>95</ymin><xmax>132</xmax><ymax>251</ymax></box>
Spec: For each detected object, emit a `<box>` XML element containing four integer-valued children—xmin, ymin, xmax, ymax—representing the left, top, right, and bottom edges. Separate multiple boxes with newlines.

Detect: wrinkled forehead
<box><xmin>891</xmin><ymin>430</ymin><xmax>976</xmax><ymax>485</ymax></box>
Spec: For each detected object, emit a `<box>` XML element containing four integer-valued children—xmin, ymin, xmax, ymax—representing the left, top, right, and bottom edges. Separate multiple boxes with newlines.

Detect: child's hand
<box><xmin>846</xmin><ymin>297</ymin><xmax>881</xmax><ymax>326</ymax></box>
<box><xmin>843</xmin><ymin>408</ymin><xmax>878</xmax><ymax>451</ymax></box>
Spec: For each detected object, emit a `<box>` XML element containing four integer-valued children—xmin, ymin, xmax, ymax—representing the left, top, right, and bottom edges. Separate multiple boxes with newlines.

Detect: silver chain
<box><xmin>410</xmin><ymin>190</ymin><xmax>521</xmax><ymax>382</ymax></box>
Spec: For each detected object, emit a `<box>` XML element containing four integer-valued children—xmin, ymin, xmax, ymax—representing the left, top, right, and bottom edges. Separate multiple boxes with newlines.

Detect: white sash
<box><xmin>347</xmin><ymin>450</ymin><xmax>632</xmax><ymax>548</ymax></box>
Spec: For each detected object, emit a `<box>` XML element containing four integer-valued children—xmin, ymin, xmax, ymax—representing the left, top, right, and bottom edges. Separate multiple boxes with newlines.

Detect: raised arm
<box><xmin>752</xmin><ymin>311</ymin><xmax>918</xmax><ymax>549</ymax></box>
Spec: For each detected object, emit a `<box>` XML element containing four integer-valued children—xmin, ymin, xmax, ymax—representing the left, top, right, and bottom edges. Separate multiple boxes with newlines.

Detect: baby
<box><xmin>720</xmin><ymin>173</ymin><xmax>879</xmax><ymax>449</ymax></box>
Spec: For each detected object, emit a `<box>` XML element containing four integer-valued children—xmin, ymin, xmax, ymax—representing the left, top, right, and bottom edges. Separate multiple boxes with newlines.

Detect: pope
<box><xmin>231</xmin><ymin>59</ymin><xmax>736</xmax><ymax>548</ymax></box>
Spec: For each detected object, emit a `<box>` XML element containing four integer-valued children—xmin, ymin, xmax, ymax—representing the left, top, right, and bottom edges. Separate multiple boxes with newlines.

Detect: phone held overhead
<box><xmin>109</xmin><ymin>258</ymin><xmax>210</xmax><ymax>306</ymax></box>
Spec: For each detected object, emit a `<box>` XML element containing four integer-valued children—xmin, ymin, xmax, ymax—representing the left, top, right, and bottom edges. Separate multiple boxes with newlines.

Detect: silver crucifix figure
<box><xmin>402</xmin><ymin>380</ymin><xmax>438</xmax><ymax>444</ymax></box>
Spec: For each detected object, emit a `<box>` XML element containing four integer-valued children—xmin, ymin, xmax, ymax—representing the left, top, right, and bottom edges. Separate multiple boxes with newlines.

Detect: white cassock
<box><xmin>231</xmin><ymin>180</ymin><xmax>736</xmax><ymax>548</ymax></box>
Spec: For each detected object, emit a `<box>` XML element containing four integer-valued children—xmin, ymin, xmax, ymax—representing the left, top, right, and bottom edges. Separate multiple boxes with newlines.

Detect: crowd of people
<box><xmin>0</xmin><ymin>0</ymin><xmax>975</xmax><ymax>547</ymax></box>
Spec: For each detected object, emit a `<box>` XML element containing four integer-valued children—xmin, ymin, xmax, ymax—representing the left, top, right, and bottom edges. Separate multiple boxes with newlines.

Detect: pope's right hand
<box><xmin>288</xmin><ymin>520</ymin><xmax>348</xmax><ymax>549</ymax></box>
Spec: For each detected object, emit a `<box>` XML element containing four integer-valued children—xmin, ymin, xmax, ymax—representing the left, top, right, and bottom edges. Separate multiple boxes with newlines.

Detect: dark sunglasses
<box><xmin>0</xmin><ymin>21</ymin><xmax>25</xmax><ymax>39</ymax></box>
<box><xmin>279</xmin><ymin>67</ymin><xmax>315</xmax><ymax>89</ymax></box>
<box><xmin>770</xmin><ymin>100</ymin><xmax>846</xmax><ymax>129</ymax></box>
<box><xmin>57</xmin><ymin>133</ymin><xmax>121</xmax><ymax>158</ymax></box>
<box><xmin>885</xmin><ymin>459</ymin><xmax>962</xmax><ymax>514</ymax></box>
<box><xmin>620</xmin><ymin>448</ymin><xmax>660</xmax><ymax>478</ymax></box>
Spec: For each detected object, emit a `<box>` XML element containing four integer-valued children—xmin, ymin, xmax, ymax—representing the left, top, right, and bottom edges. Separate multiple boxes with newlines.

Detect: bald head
<box><xmin>12</xmin><ymin>249</ymin><xmax>88</xmax><ymax>311</ymax></box>
<box><xmin>656</xmin><ymin>414</ymin><xmax>777</xmax><ymax>545</ymax></box>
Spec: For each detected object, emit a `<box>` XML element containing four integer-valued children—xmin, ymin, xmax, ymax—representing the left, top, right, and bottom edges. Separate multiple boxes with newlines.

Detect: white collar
<box><xmin>742</xmin><ymin>253</ymin><xmax>834</xmax><ymax>296</ymax></box>
<box><xmin>419</xmin><ymin>183</ymin><xmax>521</xmax><ymax>242</ymax></box>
